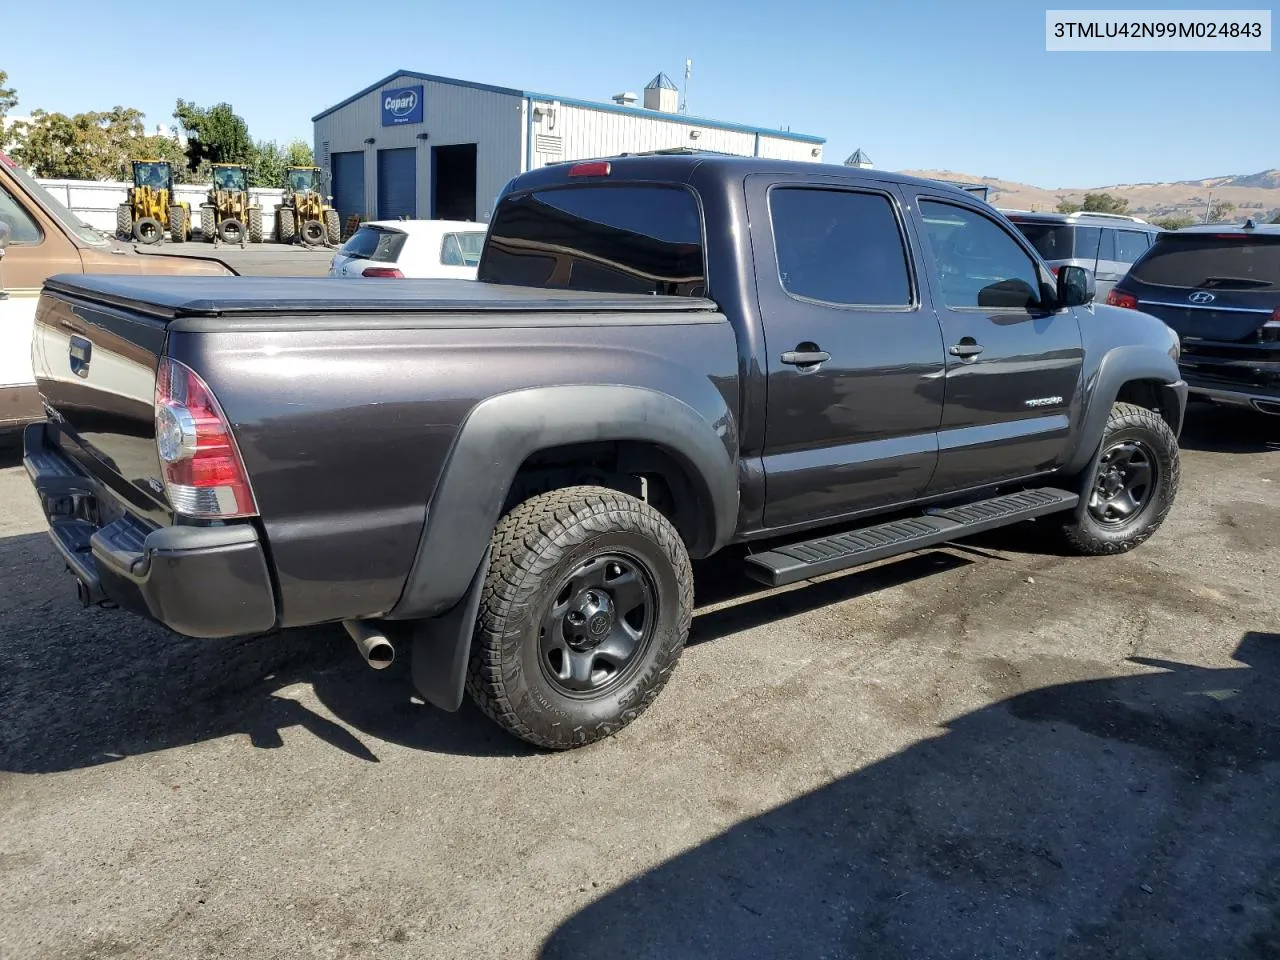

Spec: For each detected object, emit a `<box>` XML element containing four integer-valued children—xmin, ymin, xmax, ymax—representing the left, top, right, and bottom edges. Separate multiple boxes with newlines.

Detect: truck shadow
<box><xmin>0</xmin><ymin>531</ymin><xmax>966</xmax><ymax>772</ymax></box>
<box><xmin>1177</xmin><ymin>400</ymin><xmax>1280</xmax><ymax>454</ymax></box>
<box><xmin>540</xmin><ymin>632</ymin><xmax>1280</xmax><ymax>960</ymax></box>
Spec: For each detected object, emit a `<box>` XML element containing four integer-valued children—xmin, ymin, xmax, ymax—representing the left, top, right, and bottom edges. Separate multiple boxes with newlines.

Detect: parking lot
<box><xmin>0</xmin><ymin>401</ymin><xmax>1276</xmax><ymax>959</ymax></box>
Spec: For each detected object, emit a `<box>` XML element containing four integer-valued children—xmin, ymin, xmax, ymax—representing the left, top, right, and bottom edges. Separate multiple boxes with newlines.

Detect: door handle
<box><xmin>69</xmin><ymin>335</ymin><xmax>93</xmax><ymax>378</ymax></box>
<box><xmin>781</xmin><ymin>350</ymin><xmax>831</xmax><ymax>366</ymax></box>
<box><xmin>949</xmin><ymin>339</ymin><xmax>984</xmax><ymax>359</ymax></box>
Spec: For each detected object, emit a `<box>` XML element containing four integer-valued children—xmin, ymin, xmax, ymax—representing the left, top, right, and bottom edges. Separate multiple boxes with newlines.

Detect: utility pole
<box><xmin>1204</xmin><ymin>189</ymin><xmax>1214</xmax><ymax>223</ymax></box>
<box><xmin>680</xmin><ymin>59</ymin><xmax>691</xmax><ymax>114</ymax></box>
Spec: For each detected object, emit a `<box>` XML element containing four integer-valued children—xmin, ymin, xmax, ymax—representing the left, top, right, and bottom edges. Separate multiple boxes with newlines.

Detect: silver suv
<box><xmin>1002</xmin><ymin>210</ymin><xmax>1163</xmax><ymax>301</ymax></box>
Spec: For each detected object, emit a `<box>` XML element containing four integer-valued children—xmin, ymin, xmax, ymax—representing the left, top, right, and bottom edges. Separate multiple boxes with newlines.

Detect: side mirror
<box><xmin>1057</xmin><ymin>264</ymin><xmax>1095</xmax><ymax>307</ymax></box>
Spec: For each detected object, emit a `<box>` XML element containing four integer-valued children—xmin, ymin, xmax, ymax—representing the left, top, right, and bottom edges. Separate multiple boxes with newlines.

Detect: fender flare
<box><xmin>1062</xmin><ymin>344</ymin><xmax>1186</xmax><ymax>477</ymax></box>
<box><xmin>389</xmin><ymin>383</ymin><xmax>739</xmax><ymax>623</ymax></box>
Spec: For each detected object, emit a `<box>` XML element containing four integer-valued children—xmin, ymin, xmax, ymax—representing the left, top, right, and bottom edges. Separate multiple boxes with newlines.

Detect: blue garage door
<box><xmin>377</xmin><ymin>148</ymin><xmax>417</xmax><ymax>220</ymax></box>
<box><xmin>331</xmin><ymin>151</ymin><xmax>366</xmax><ymax>225</ymax></box>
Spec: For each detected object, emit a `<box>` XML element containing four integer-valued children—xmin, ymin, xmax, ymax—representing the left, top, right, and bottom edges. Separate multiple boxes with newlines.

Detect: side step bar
<box><xmin>744</xmin><ymin>487</ymin><xmax>1079</xmax><ymax>587</ymax></box>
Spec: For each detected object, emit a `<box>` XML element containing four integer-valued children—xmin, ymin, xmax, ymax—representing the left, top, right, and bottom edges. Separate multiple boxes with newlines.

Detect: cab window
<box><xmin>0</xmin><ymin>183</ymin><xmax>44</xmax><ymax>244</ymax></box>
<box><xmin>919</xmin><ymin>200</ymin><xmax>1043</xmax><ymax>310</ymax></box>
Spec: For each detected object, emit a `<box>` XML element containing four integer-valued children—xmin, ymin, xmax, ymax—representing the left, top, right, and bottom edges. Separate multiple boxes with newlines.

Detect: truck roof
<box><xmin>509</xmin><ymin>153</ymin><xmax>981</xmax><ymax>200</ymax></box>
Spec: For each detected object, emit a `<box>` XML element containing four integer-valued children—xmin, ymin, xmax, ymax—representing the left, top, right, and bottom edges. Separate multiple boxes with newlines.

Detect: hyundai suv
<box><xmin>1003</xmin><ymin>210</ymin><xmax>1162</xmax><ymax>301</ymax></box>
<box><xmin>1106</xmin><ymin>219</ymin><xmax>1280</xmax><ymax>414</ymax></box>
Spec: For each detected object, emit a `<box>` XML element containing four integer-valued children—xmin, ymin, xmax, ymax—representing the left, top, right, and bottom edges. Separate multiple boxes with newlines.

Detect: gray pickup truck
<box><xmin>21</xmin><ymin>155</ymin><xmax>1187</xmax><ymax>749</ymax></box>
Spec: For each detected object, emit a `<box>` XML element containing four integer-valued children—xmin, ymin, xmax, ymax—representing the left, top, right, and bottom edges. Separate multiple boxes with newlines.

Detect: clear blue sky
<box><xmin>4</xmin><ymin>0</ymin><xmax>1276</xmax><ymax>186</ymax></box>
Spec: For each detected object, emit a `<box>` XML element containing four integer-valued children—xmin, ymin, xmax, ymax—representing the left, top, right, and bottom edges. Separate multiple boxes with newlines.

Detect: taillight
<box><xmin>361</xmin><ymin>266</ymin><xmax>403</xmax><ymax>278</ymax></box>
<box><xmin>155</xmin><ymin>358</ymin><xmax>257</xmax><ymax>518</ymax></box>
<box><xmin>1107</xmin><ymin>289</ymin><xmax>1139</xmax><ymax>310</ymax></box>
<box><xmin>1049</xmin><ymin>265</ymin><xmax>1060</xmax><ymax>276</ymax></box>
<box><xmin>568</xmin><ymin>161</ymin><xmax>611</xmax><ymax>177</ymax></box>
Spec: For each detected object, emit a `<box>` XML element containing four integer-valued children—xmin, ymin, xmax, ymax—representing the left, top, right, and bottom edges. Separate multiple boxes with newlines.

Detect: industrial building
<box><xmin>311</xmin><ymin>70</ymin><xmax>826</xmax><ymax>226</ymax></box>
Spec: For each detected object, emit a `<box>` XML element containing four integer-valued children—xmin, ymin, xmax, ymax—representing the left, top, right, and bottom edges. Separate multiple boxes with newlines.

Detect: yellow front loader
<box><xmin>276</xmin><ymin>166</ymin><xmax>341</xmax><ymax>246</ymax></box>
<box><xmin>199</xmin><ymin>163</ymin><xmax>263</xmax><ymax>246</ymax></box>
<box><xmin>115</xmin><ymin>160</ymin><xmax>191</xmax><ymax>244</ymax></box>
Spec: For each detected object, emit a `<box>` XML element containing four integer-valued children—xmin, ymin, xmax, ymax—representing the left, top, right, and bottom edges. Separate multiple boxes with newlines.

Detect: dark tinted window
<box><xmin>1013</xmin><ymin>222</ymin><xmax>1070</xmax><ymax>260</ymax></box>
<box><xmin>920</xmin><ymin>201</ymin><xmax>1042</xmax><ymax>309</ymax></box>
<box><xmin>1072</xmin><ymin>226</ymin><xmax>1101</xmax><ymax>264</ymax></box>
<box><xmin>340</xmin><ymin>226</ymin><xmax>406</xmax><ymax>263</ymax></box>
<box><xmin>1098</xmin><ymin>228</ymin><xmax>1117</xmax><ymax>261</ymax></box>
<box><xmin>1116</xmin><ymin>229</ymin><xmax>1151</xmax><ymax>263</ymax></box>
<box><xmin>771</xmin><ymin>188</ymin><xmax>911</xmax><ymax>306</ymax></box>
<box><xmin>1128</xmin><ymin>234</ymin><xmax>1280</xmax><ymax>289</ymax></box>
<box><xmin>478</xmin><ymin>185</ymin><xmax>705</xmax><ymax>296</ymax></box>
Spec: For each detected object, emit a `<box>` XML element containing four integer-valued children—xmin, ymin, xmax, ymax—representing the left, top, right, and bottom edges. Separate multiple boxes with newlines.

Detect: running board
<box><xmin>744</xmin><ymin>487</ymin><xmax>1079</xmax><ymax>587</ymax></box>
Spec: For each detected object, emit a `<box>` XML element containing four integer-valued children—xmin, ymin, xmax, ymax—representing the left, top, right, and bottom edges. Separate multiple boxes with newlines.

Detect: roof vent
<box><xmin>612</xmin><ymin>91</ymin><xmax>638</xmax><ymax>106</ymax></box>
<box><xmin>643</xmin><ymin>73</ymin><xmax>679</xmax><ymax>113</ymax></box>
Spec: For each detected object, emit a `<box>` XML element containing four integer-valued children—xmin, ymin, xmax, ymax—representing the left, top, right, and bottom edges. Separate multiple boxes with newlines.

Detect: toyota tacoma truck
<box><xmin>22</xmin><ymin>155</ymin><xmax>1187</xmax><ymax>749</ymax></box>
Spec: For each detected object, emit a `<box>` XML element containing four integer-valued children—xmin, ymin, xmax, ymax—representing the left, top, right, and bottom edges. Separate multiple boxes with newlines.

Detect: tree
<box><xmin>284</xmin><ymin>139</ymin><xmax>314</xmax><ymax>168</ymax></box>
<box><xmin>1080</xmin><ymin>192</ymin><xmax>1129</xmax><ymax>215</ymax></box>
<box><xmin>10</xmin><ymin>106</ymin><xmax>146</xmax><ymax>180</ymax></box>
<box><xmin>130</xmin><ymin>133</ymin><xmax>193</xmax><ymax>183</ymax></box>
<box><xmin>0</xmin><ymin>70</ymin><xmax>17</xmax><ymax>147</ymax></box>
<box><xmin>246</xmin><ymin>138</ymin><xmax>316</xmax><ymax>188</ymax></box>
<box><xmin>1208</xmin><ymin>200</ymin><xmax>1237</xmax><ymax>223</ymax></box>
<box><xmin>1151</xmin><ymin>214</ymin><xmax>1196</xmax><ymax>230</ymax></box>
<box><xmin>1056</xmin><ymin>199</ymin><xmax>1081</xmax><ymax>214</ymax></box>
<box><xmin>173</xmin><ymin>99</ymin><xmax>253</xmax><ymax>173</ymax></box>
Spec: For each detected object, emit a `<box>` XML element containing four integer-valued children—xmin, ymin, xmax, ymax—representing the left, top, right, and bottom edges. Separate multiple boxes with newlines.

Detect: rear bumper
<box><xmin>22</xmin><ymin>422</ymin><xmax>278</xmax><ymax>638</ymax></box>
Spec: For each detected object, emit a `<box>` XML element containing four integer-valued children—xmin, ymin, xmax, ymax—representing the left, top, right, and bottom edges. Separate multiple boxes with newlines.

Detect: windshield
<box><xmin>2</xmin><ymin>152</ymin><xmax>108</xmax><ymax>246</ymax></box>
<box><xmin>1128</xmin><ymin>233</ymin><xmax>1280</xmax><ymax>290</ymax></box>
<box><xmin>134</xmin><ymin>162</ymin><xmax>171</xmax><ymax>189</ymax></box>
<box><xmin>289</xmin><ymin>169</ymin><xmax>317</xmax><ymax>192</ymax></box>
<box><xmin>214</xmin><ymin>167</ymin><xmax>246</xmax><ymax>191</ymax></box>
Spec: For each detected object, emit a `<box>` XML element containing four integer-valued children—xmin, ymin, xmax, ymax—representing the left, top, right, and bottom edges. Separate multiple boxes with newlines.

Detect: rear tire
<box><xmin>218</xmin><ymin>218</ymin><xmax>245</xmax><ymax>245</ymax></box>
<box><xmin>300</xmin><ymin>219</ymin><xmax>325</xmax><ymax>245</ymax></box>
<box><xmin>466</xmin><ymin>486</ymin><xmax>693</xmax><ymax>750</ymax></box>
<box><xmin>1056</xmin><ymin>402</ymin><xmax>1180</xmax><ymax>555</ymax></box>
<box><xmin>200</xmin><ymin>205</ymin><xmax>216</xmax><ymax>242</ymax></box>
<box><xmin>168</xmin><ymin>205</ymin><xmax>188</xmax><ymax>243</ymax></box>
<box><xmin>324</xmin><ymin>208</ymin><xmax>341</xmax><ymax>245</ymax></box>
<box><xmin>247</xmin><ymin>207</ymin><xmax>263</xmax><ymax>244</ymax></box>
<box><xmin>116</xmin><ymin>204</ymin><xmax>133</xmax><ymax>240</ymax></box>
<box><xmin>133</xmin><ymin>216</ymin><xmax>163</xmax><ymax>245</ymax></box>
<box><xmin>277</xmin><ymin>207</ymin><xmax>296</xmax><ymax>244</ymax></box>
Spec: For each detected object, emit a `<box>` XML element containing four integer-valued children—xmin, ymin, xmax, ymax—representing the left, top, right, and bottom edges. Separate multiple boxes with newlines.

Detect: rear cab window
<box><xmin>478</xmin><ymin>184</ymin><xmax>705</xmax><ymax>296</ymax></box>
<box><xmin>1128</xmin><ymin>232</ymin><xmax>1280</xmax><ymax>291</ymax></box>
<box><xmin>340</xmin><ymin>226</ymin><xmax>406</xmax><ymax>263</ymax></box>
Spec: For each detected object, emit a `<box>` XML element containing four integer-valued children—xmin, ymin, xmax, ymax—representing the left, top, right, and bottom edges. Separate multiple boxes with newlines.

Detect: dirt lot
<box><xmin>0</xmin><ymin>403</ymin><xmax>1277</xmax><ymax>960</ymax></box>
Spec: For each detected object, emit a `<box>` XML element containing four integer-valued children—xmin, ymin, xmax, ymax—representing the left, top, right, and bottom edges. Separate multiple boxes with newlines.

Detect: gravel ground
<box><xmin>0</xmin><ymin>402</ymin><xmax>1277</xmax><ymax>960</ymax></box>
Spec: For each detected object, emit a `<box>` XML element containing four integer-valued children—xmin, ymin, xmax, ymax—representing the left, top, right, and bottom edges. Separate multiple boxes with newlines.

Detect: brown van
<box><xmin>0</xmin><ymin>151</ymin><xmax>236</xmax><ymax>432</ymax></box>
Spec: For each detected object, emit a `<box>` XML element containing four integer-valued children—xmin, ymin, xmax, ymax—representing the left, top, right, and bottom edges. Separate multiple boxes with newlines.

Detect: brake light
<box><xmin>1049</xmin><ymin>265</ymin><xmax>1060</xmax><ymax>276</ymax></box>
<box><xmin>154</xmin><ymin>358</ymin><xmax>257</xmax><ymax>518</ymax></box>
<box><xmin>1107</xmin><ymin>290</ymin><xmax>1139</xmax><ymax>310</ymax></box>
<box><xmin>568</xmin><ymin>161</ymin><xmax>611</xmax><ymax>177</ymax></box>
<box><xmin>361</xmin><ymin>266</ymin><xmax>403</xmax><ymax>278</ymax></box>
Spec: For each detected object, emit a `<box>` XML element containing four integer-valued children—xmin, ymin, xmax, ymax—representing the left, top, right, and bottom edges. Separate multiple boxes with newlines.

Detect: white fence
<box><xmin>37</xmin><ymin>178</ymin><xmax>289</xmax><ymax>241</ymax></box>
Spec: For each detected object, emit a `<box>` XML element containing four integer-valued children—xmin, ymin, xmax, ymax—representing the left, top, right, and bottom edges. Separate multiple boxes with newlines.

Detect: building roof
<box><xmin>645</xmin><ymin>72</ymin><xmax>678</xmax><ymax>91</ymax></box>
<box><xmin>312</xmin><ymin>69</ymin><xmax>825</xmax><ymax>145</ymax></box>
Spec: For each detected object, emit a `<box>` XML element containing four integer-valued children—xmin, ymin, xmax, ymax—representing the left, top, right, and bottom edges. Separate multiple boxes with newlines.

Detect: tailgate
<box><xmin>31</xmin><ymin>280</ymin><xmax>170</xmax><ymax>525</ymax></box>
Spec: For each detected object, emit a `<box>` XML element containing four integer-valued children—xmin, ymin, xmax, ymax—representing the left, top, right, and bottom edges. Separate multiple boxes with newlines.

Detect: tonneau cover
<box><xmin>42</xmin><ymin>274</ymin><xmax>718</xmax><ymax>319</ymax></box>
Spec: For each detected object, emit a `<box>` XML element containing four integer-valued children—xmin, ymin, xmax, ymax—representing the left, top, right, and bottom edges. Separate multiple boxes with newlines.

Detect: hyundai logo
<box><xmin>1188</xmin><ymin>291</ymin><xmax>1216</xmax><ymax>304</ymax></box>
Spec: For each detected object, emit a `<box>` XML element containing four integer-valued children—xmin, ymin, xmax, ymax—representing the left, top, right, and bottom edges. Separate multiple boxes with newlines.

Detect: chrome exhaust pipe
<box><xmin>342</xmin><ymin>619</ymin><xmax>396</xmax><ymax>670</ymax></box>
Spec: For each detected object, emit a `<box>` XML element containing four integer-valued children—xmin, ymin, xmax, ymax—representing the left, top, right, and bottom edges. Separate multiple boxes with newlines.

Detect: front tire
<box><xmin>247</xmin><ymin>207</ymin><xmax>263</xmax><ymax>244</ymax></box>
<box><xmin>115</xmin><ymin>204</ymin><xmax>133</xmax><ymax>240</ymax></box>
<box><xmin>467</xmin><ymin>486</ymin><xmax>693</xmax><ymax>750</ymax></box>
<box><xmin>168</xmin><ymin>205</ymin><xmax>188</xmax><ymax>243</ymax></box>
<box><xmin>1057</xmin><ymin>402</ymin><xmax>1180</xmax><ymax>555</ymax></box>
<box><xmin>277</xmin><ymin>207</ymin><xmax>296</xmax><ymax>244</ymax></box>
<box><xmin>324</xmin><ymin>208</ymin><xmax>341</xmax><ymax>245</ymax></box>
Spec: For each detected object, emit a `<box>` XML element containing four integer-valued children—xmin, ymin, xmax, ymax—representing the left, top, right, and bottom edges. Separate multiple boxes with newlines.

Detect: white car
<box><xmin>328</xmin><ymin>219</ymin><xmax>488</xmax><ymax>279</ymax></box>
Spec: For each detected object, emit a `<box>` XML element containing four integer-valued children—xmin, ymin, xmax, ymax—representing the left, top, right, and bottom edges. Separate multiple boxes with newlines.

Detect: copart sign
<box><xmin>381</xmin><ymin>86</ymin><xmax>424</xmax><ymax>126</ymax></box>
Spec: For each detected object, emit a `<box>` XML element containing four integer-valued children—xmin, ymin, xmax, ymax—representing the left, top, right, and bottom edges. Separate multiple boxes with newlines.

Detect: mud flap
<box><xmin>408</xmin><ymin>547</ymin><xmax>491</xmax><ymax>712</ymax></box>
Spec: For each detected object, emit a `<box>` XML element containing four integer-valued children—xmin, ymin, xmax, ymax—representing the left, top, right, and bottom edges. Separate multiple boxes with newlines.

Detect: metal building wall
<box><xmin>529</xmin><ymin>102</ymin><xmax>823</xmax><ymax>168</ymax></box>
<box><xmin>313</xmin><ymin>74</ymin><xmax>523</xmax><ymax>222</ymax></box>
